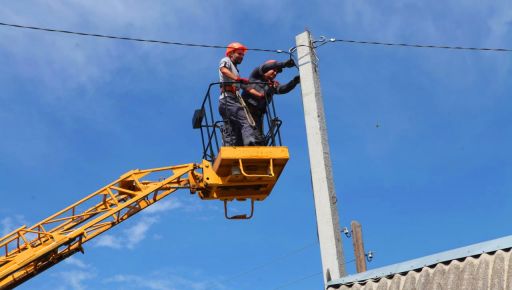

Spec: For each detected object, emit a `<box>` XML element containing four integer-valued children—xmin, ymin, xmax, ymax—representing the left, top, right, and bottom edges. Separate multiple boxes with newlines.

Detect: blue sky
<box><xmin>1</xmin><ymin>1</ymin><xmax>511</xmax><ymax>289</ymax></box>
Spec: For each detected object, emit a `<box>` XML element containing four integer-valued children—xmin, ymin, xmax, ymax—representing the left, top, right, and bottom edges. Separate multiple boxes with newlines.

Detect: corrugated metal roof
<box><xmin>328</xmin><ymin>235</ymin><xmax>512</xmax><ymax>290</ymax></box>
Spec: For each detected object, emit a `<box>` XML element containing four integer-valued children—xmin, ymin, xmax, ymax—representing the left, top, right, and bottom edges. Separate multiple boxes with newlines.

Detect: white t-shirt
<box><xmin>219</xmin><ymin>57</ymin><xmax>240</xmax><ymax>99</ymax></box>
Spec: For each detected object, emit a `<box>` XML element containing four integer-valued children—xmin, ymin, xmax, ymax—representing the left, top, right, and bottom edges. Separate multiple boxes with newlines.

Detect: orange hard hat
<box><xmin>226</xmin><ymin>42</ymin><xmax>248</xmax><ymax>56</ymax></box>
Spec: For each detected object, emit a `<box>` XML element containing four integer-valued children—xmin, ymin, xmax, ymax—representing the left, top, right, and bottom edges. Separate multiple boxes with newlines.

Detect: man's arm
<box><xmin>246</xmin><ymin>88</ymin><xmax>265</xmax><ymax>98</ymax></box>
<box><xmin>220</xmin><ymin>67</ymin><xmax>238</xmax><ymax>81</ymax></box>
<box><xmin>258</xmin><ymin>59</ymin><xmax>295</xmax><ymax>75</ymax></box>
<box><xmin>220</xmin><ymin>66</ymin><xmax>249</xmax><ymax>85</ymax></box>
<box><xmin>276</xmin><ymin>76</ymin><xmax>300</xmax><ymax>95</ymax></box>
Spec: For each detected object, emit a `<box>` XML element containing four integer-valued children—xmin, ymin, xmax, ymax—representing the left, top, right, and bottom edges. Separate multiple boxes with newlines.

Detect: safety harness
<box><xmin>221</xmin><ymin>84</ymin><xmax>255</xmax><ymax>127</ymax></box>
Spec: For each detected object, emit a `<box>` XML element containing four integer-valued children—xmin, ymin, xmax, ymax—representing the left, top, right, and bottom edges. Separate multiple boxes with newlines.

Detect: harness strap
<box><xmin>235</xmin><ymin>91</ymin><xmax>256</xmax><ymax>127</ymax></box>
<box><xmin>221</xmin><ymin>85</ymin><xmax>239</xmax><ymax>94</ymax></box>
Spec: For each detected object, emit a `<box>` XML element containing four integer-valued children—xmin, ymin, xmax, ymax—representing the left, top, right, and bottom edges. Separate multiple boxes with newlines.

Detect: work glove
<box><xmin>284</xmin><ymin>58</ymin><xmax>296</xmax><ymax>68</ymax></box>
<box><xmin>293</xmin><ymin>75</ymin><xmax>300</xmax><ymax>84</ymax></box>
<box><xmin>236</xmin><ymin>77</ymin><xmax>249</xmax><ymax>84</ymax></box>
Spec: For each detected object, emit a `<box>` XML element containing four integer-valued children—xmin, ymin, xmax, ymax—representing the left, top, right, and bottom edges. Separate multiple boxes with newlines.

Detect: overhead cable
<box><xmin>0</xmin><ymin>21</ymin><xmax>288</xmax><ymax>55</ymax></box>
<box><xmin>271</xmin><ymin>271</ymin><xmax>323</xmax><ymax>290</ymax></box>
<box><xmin>219</xmin><ymin>241</ymin><xmax>317</xmax><ymax>284</ymax></box>
<box><xmin>270</xmin><ymin>259</ymin><xmax>356</xmax><ymax>290</ymax></box>
<box><xmin>315</xmin><ymin>36</ymin><xmax>512</xmax><ymax>52</ymax></box>
<box><xmin>4</xmin><ymin>21</ymin><xmax>507</xmax><ymax>55</ymax></box>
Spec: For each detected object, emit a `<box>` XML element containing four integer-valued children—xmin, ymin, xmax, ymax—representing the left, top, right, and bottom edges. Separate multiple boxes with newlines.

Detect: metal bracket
<box><xmin>192</xmin><ymin>108</ymin><xmax>205</xmax><ymax>129</ymax></box>
<box><xmin>342</xmin><ymin>227</ymin><xmax>352</xmax><ymax>238</ymax></box>
<box><xmin>238</xmin><ymin>159</ymin><xmax>274</xmax><ymax>177</ymax></box>
<box><xmin>224</xmin><ymin>199</ymin><xmax>255</xmax><ymax>220</ymax></box>
<box><xmin>366</xmin><ymin>251</ymin><xmax>374</xmax><ymax>262</ymax></box>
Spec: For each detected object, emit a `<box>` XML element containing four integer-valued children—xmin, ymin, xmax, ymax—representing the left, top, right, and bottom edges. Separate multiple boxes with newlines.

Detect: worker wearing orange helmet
<box><xmin>218</xmin><ymin>42</ymin><xmax>258</xmax><ymax>146</ymax></box>
<box><xmin>241</xmin><ymin>58</ymin><xmax>300</xmax><ymax>145</ymax></box>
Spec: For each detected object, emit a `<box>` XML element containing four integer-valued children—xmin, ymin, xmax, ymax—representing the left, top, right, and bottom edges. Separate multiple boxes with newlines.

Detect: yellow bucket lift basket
<box><xmin>198</xmin><ymin>146</ymin><xmax>289</xmax><ymax>219</ymax></box>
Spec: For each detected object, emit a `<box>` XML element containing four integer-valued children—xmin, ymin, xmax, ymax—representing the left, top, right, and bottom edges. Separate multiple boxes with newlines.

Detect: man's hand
<box><xmin>284</xmin><ymin>58</ymin><xmax>296</xmax><ymax>68</ymax></box>
<box><xmin>236</xmin><ymin>77</ymin><xmax>249</xmax><ymax>84</ymax></box>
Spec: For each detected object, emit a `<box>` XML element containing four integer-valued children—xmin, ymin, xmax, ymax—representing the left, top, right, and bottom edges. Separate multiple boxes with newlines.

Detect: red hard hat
<box><xmin>226</xmin><ymin>42</ymin><xmax>248</xmax><ymax>56</ymax></box>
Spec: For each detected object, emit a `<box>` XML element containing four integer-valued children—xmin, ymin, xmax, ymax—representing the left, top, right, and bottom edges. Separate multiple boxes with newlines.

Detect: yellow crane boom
<box><xmin>0</xmin><ymin>146</ymin><xmax>289</xmax><ymax>289</ymax></box>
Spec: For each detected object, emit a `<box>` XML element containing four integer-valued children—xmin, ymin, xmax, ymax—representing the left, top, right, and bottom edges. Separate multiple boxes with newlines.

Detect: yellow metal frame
<box><xmin>0</xmin><ymin>163</ymin><xmax>200</xmax><ymax>289</ymax></box>
<box><xmin>200</xmin><ymin>146</ymin><xmax>289</xmax><ymax>202</ymax></box>
<box><xmin>0</xmin><ymin>146</ymin><xmax>289</xmax><ymax>288</ymax></box>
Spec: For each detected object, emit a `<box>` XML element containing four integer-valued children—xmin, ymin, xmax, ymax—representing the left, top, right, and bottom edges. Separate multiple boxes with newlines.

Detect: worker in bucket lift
<box><xmin>241</xmin><ymin>59</ymin><xmax>300</xmax><ymax>145</ymax></box>
<box><xmin>218</xmin><ymin>42</ymin><xmax>260</xmax><ymax>146</ymax></box>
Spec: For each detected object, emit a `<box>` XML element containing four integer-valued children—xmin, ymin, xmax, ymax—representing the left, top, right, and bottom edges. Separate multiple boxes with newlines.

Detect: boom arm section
<box><xmin>0</xmin><ymin>163</ymin><xmax>201</xmax><ymax>289</ymax></box>
<box><xmin>0</xmin><ymin>146</ymin><xmax>289</xmax><ymax>289</ymax></box>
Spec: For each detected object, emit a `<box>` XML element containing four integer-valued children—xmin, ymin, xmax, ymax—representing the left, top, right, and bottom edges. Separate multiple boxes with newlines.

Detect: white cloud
<box><xmin>91</xmin><ymin>194</ymin><xmax>216</xmax><ymax>250</ymax></box>
<box><xmin>93</xmin><ymin>215</ymin><xmax>157</xmax><ymax>249</ymax></box>
<box><xmin>64</xmin><ymin>256</ymin><xmax>90</xmax><ymax>269</ymax></box>
<box><xmin>42</xmin><ymin>254</ymin><xmax>227</xmax><ymax>290</ymax></box>
<box><xmin>485</xmin><ymin>3</ymin><xmax>512</xmax><ymax>79</ymax></box>
<box><xmin>488</xmin><ymin>7</ymin><xmax>512</xmax><ymax>42</ymax></box>
<box><xmin>106</xmin><ymin>274</ymin><xmax>170</xmax><ymax>290</ymax></box>
<box><xmin>333</xmin><ymin>0</ymin><xmax>511</xmax><ymax>48</ymax></box>
<box><xmin>0</xmin><ymin>0</ymin><xmax>235</xmax><ymax>167</ymax></box>
<box><xmin>144</xmin><ymin>196</ymin><xmax>217</xmax><ymax>215</ymax></box>
<box><xmin>0</xmin><ymin>0</ymin><xmax>230</xmax><ymax>132</ymax></box>
<box><xmin>104</xmin><ymin>272</ymin><xmax>226</xmax><ymax>290</ymax></box>
<box><xmin>56</xmin><ymin>270</ymin><xmax>96</xmax><ymax>290</ymax></box>
<box><xmin>46</xmin><ymin>257</ymin><xmax>97</xmax><ymax>290</ymax></box>
<box><xmin>91</xmin><ymin>194</ymin><xmax>220</xmax><ymax>250</ymax></box>
<box><xmin>125</xmin><ymin>215</ymin><xmax>158</xmax><ymax>248</ymax></box>
<box><xmin>0</xmin><ymin>0</ymin><xmax>228</xmax><ymax>88</ymax></box>
<box><xmin>329</xmin><ymin>0</ymin><xmax>512</xmax><ymax>88</ymax></box>
<box><xmin>93</xmin><ymin>233</ymin><xmax>122</xmax><ymax>249</ymax></box>
<box><xmin>178</xmin><ymin>196</ymin><xmax>221</xmax><ymax>213</ymax></box>
<box><xmin>0</xmin><ymin>215</ymin><xmax>28</xmax><ymax>236</ymax></box>
<box><xmin>143</xmin><ymin>199</ymin><xmax>183</xmax><ymax>214</ymax></box>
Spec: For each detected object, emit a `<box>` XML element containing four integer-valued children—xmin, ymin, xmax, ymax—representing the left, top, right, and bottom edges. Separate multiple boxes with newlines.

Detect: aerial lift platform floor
<box><xmin>198</xmin><ymin>146</ymin><xmax>289</xmax><ymax>220</ymax></box>
<box><xmin>199</xmin><ymin>146</ymin><xmax>289</xmax><ymax>202</ymax></box>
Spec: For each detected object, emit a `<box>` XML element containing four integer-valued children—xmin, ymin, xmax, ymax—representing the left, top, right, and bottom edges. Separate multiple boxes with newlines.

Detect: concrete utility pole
<box><xmin>295</xmin><ymin>31</ymin><xmax>346</xmax><ymax>285</ymax></box>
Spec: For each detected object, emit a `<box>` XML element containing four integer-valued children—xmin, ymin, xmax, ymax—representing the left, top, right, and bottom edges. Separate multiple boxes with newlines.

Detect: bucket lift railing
<box><xmin>193</xmin><ymin>81</ymin><xmax>283</xmax><ymax>163</ymax></box>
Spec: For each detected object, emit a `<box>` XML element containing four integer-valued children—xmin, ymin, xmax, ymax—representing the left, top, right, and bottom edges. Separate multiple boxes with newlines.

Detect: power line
<box><xmin>315</xmin><ymin>37</ymin><xmax>512</xmax><ymax>52</ymax></box>
<box><xmin>219</xmin><ymin>241</ymin><xmax>317</xmax><ymax>284</ymax></box>
<box><xmin>0</xmin><ymin>21</ymin><xmax>289</xmax><ymax>55</ymax></box>
<box><xmin>271</xmin><ymin>271</ymin><xmax>322</xmax><ymax>290</ymax></box>
<box><xmin>3</xmin><ymin>21</ymin><xmax>507</xmax><ymax>55</ymax></box>
<box><xmin>270</xmin><ymin>259</ymin><xmax>356</xmax><ymax>290</ymax></box>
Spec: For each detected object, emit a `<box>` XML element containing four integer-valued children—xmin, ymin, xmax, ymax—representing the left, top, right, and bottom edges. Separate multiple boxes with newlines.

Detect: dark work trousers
<box><xmin>218</xmin><ymin>93</ymin><xmax>258</xmax><ymax>146</ymax></box>
<box><xmin>247</xmin><ymin>105</ymin><xmax>265</xmax><ymax>145</ymax></box>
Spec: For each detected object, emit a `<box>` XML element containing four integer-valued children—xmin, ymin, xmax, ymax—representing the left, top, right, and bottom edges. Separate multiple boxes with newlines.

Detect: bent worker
<box><xmin>241</xmin><ymin>59</ymin><xmax>300</xmax><ymax>145</ymax></box>
<box><xmin>218</xmin><ymin>42</ymin><xmax>258</xmax><ymax>146</ymax></box>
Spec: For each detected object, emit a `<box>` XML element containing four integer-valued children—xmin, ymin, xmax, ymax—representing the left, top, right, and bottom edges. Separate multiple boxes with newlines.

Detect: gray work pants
<box><xmin>219</xmin><ymin>93</ymin><xmax>258</xmax><ymax>146</ymax></box>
